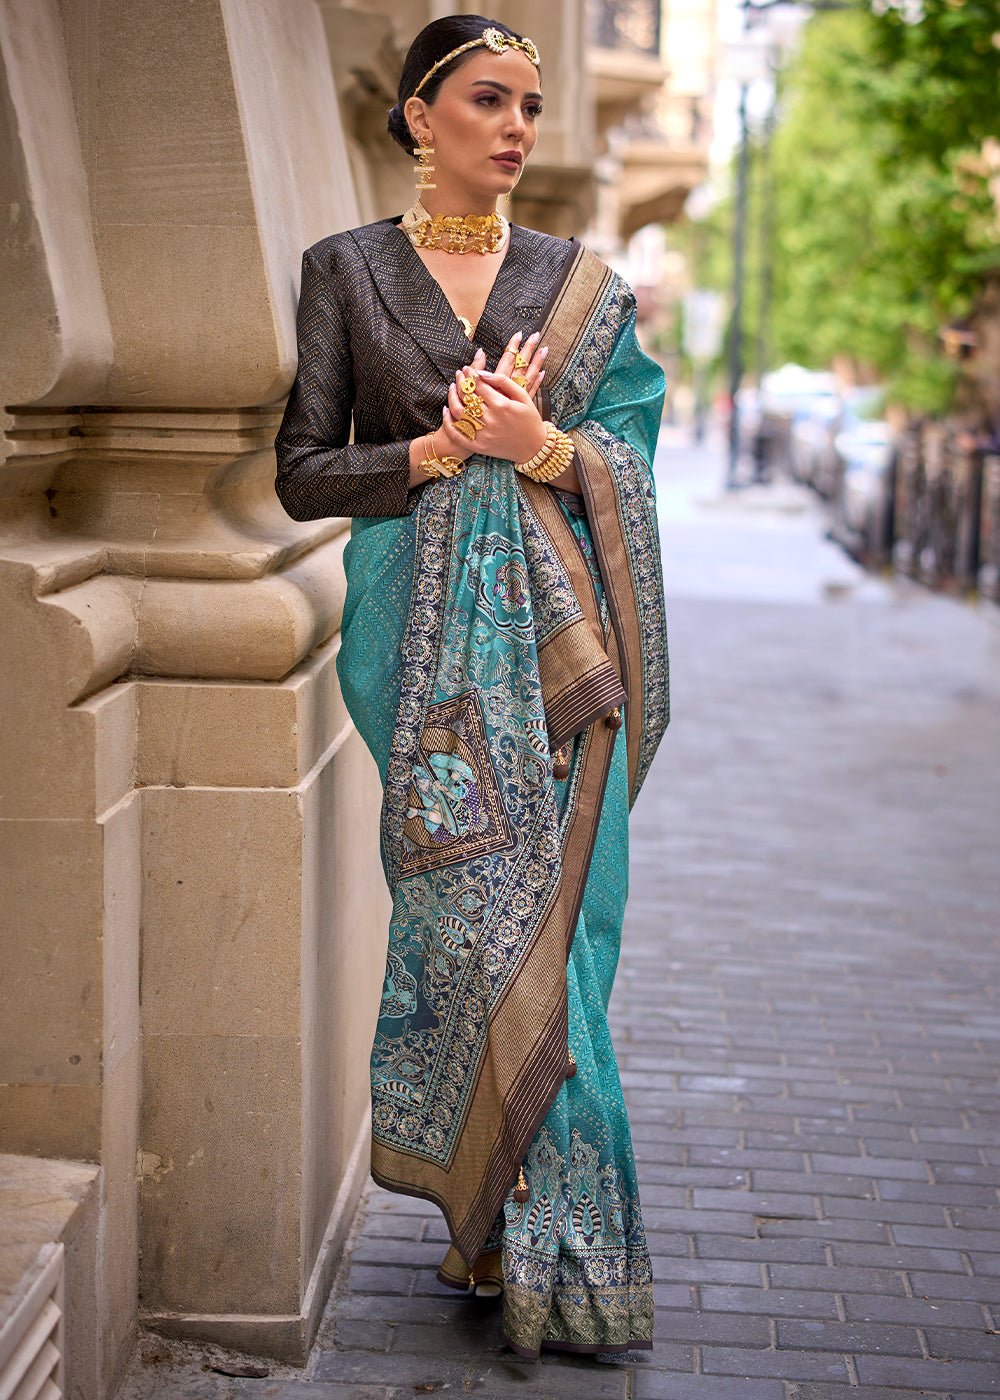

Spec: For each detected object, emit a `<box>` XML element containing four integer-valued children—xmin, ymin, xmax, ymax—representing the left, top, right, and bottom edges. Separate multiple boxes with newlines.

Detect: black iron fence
<box><xmin>823</xmin><ymin>418</ymin><xmax>999</xmax><ymax>600</ymax></box>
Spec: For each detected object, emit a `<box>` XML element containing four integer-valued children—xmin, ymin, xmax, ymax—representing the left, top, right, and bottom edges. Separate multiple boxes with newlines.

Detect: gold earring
<box><xmin>414</xmin><ymin>133</ymin><xmax>436</xmax><ymax>191</ymax></box>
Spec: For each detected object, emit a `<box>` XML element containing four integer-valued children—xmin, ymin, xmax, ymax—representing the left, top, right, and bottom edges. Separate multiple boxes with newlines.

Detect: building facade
<box><xmin>0</xmin><ymin>3</ymin><xmax>713</xmax><ymax>1396</ymax></box>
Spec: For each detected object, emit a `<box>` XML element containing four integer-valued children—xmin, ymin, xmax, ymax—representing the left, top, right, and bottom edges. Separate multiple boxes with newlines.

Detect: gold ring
<box><xmin>514</xmin><ymin>352</ymin><xmax>529</xmax><ymax>370</ymax></box>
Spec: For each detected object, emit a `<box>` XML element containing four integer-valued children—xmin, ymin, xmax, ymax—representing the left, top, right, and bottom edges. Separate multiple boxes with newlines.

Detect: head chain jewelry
<box><xmin>412</xmin><ymin>28</ymin><xmax>540</xmax><ymax>99</ymax></box>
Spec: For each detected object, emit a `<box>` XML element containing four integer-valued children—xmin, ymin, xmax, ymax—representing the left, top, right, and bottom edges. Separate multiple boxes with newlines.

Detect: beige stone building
<box><xmin>0</xmin><ymin>3</ymin><xmax>713</xmax><ymax>1396</ymax></box>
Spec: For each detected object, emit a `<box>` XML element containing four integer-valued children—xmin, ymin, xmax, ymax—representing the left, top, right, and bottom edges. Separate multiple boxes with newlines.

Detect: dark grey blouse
<box><xmin>274</xmin><ymin>218</ymin><xmax>572</xmax><ymax>521</ymax></box>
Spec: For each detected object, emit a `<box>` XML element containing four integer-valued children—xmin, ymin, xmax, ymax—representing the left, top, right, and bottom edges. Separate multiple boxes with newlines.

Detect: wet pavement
<box><xmin>121</xmin><ymin>435</ymin><xmax>1000</xmax><ymax>1399</ymax></box>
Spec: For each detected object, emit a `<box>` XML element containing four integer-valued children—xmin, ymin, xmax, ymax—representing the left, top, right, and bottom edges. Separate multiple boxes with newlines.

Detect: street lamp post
<box><xmin>726</xmin><ymin>78</ymin><xmax>751</xmax><ymax>489</ymax></box>
<box><xmin>725</xmin><ymin>0</ymin><xmax>849</xmax><ymax>490</ymax></box>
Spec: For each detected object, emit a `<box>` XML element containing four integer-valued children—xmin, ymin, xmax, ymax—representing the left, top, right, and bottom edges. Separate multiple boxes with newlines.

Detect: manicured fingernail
<box><xmin>537</xmin><ymin>370</ymin><xmax>545</xmax><ymax>381</ymax></box>
<box><xmin>540</xmin><ymin>346</ymin><xmax>549</xmax><ymax>359</ymax></box>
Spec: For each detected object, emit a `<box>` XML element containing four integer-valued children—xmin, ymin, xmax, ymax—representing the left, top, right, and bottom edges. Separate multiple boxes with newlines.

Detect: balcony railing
<box><xmin>587</xmin><ymin>0</ymin><xmax>662</xmax><ymax>58</ymax></box>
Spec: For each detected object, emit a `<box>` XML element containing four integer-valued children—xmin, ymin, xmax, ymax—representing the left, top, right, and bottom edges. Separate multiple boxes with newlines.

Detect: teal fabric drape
<box><xmin>331</xmin><ymin>244</ymin><xmax>667</xmax><ymax>1358</ymax></box>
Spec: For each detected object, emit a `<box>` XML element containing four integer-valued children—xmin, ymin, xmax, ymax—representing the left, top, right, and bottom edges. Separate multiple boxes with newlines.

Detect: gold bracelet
<box><xmin>419</xmin><ymin>431</ymin><xmax>464</xmax><ymax>479</ymax></box>
<box><xmin>523</xmin><ymin>423</ymin><xmax>558</xmax><ymax>470</ymax></box>
<box><xmin>514</xmin><ymin>423</ymin><xmax>575</xmax><ymax>483</ymax></box>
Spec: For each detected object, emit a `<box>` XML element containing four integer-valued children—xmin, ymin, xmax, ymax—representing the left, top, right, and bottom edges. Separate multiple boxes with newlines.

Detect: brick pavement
<box><xmin>121</xmin><ymin>445</ymin><xmax>1000</xmax><ymax>1399</ymax></box>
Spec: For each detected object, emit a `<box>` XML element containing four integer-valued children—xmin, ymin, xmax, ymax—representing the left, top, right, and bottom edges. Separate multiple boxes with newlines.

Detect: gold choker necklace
<box><xmin>401</xmin><ymin>201</ymin><xmax>507</xmax><ymax>255</ymax></box>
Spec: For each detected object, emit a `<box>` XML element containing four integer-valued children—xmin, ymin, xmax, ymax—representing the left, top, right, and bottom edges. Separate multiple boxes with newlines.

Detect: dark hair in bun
<box><xmin>386</xmin><ymin>15</ymin><xmax>525</xmax><ymax>152</ymax></box>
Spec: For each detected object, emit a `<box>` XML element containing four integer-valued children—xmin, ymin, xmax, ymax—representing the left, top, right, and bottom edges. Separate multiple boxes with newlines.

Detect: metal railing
<box><xmin>587</xmin><ymin>0</ymin><xmax>662</xmax><ymax>57</ymax></box>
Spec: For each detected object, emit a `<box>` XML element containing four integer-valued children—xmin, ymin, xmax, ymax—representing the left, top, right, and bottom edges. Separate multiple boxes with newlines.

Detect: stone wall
<box><xmin>0</xmin><ymin>1</ymin><xmax>397</xmax><ymax>1393</ymax></box>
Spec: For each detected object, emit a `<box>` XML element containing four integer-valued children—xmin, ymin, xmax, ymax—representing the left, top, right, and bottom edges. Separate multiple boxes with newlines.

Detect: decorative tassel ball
<box><xmin>566</xmin><ymin>1054</ymin><xmax>577</xmax><ymax>1079</ymax></box>
<box><xmin>605</xmin><ymin>707</ymin><xmax>623</xmax><ymax>731</ymax></box>
<box><xmin>514</xmin><ymin>1166</ymin><xmax>529</xmax><ymax>1203</ymax></box>
<box><xmin>552</xmin><ymin>744</ymin><xmax>571</xmax><ymax>780</ymax></box>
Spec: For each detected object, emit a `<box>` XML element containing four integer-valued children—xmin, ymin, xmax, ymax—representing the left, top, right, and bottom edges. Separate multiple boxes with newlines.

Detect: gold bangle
<box><xmin>518</xmin><ymin>423</ymin><xmax>557</xmax><ymax>472</ymax></box>
<box><xmin>514</xmin><ymin>424</ymin><xmax>574</xmax><ymax>482</ymax></box>
<box><xmin>420</xmin><ymin>431</ymin><xmax>463</xmax><ymax>479</ymax></box>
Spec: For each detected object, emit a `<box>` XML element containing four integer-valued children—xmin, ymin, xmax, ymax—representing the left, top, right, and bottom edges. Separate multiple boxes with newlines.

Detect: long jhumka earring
<box><xmin>414</xmin><ymin>133</ymin><xmax>436</xmax><ymax>191</ymax></box>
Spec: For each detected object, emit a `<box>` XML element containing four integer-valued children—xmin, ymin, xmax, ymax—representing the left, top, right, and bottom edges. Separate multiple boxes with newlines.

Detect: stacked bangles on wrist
<box><xmin>420</xmin><ymin>431</ymin><xmax>463</xmax><ymax>479</ymax></box>
<box><xmin>514</xmin><ymin>422</ymin><xmax>575</xmax><ymax>484</ymax></box>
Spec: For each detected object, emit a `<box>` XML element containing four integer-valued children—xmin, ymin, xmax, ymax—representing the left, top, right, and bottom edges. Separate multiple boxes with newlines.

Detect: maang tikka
<box><xmin>414</xmin><ymin>133</ymin><xmax>436</xmax><ymax>191</ymax></box>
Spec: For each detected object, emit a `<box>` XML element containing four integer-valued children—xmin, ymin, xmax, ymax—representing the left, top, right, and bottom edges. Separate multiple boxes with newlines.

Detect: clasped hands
<box><xmin>411</xmin><ymin>331</ymin><xmax>557</xmax><ymax>485</ymax></box>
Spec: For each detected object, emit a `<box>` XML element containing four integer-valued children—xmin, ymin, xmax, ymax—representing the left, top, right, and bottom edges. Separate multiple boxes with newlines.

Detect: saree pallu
<box><xmin>337</xmin><ymin>243</ymin><xmax>669</xmax><ymax>1356</ymax></box>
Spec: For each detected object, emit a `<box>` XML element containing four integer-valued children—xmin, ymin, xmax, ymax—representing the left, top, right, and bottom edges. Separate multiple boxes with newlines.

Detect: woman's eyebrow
<box><xmin>470</xmin><ymin>78</ymin><xmax>543</xmax><ymax>101</ymax></box>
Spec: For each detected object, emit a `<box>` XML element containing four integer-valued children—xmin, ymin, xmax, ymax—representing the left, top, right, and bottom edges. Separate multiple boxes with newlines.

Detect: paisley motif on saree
<box><xmin>331</xmin><ymin>228</ymin><xmax>668</xmax><ymax>1353</ymax></box>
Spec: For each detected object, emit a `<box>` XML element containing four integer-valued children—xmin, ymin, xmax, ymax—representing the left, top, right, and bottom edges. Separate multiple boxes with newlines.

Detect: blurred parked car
<box><xmin>759</xmin><ymin>365</ymin><xmax>839</xmax><ymax>477</ymax></box>
<box><xmin>789</xmin><ymin>393</ymin><xmax>843</xmax><ymax>494</ymax></box>
<box><xmin>830</xmin><ymin>391</ymin><xmax>897</xmax><ymax>564</ymax></box>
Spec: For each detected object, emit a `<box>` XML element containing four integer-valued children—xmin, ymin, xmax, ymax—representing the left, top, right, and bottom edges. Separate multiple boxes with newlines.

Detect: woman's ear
<box><xmin>404</xmin><ymin>96</ymin><xmax>432</xmax><ymax>147</ymax></box>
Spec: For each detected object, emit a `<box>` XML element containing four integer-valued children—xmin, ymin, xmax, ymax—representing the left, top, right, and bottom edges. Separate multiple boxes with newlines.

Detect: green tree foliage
<box><xmin>868</xmin><ymin>0</ymin><xmax>1000</xmax><ymax>166</ymax></box>
<box><xmin>683</xmin><ymin>3</ymin><xmax>1000</xmax><ymax>414</ymax></box>
<box><xmin>766</xmin><ymin>5</ymin><xmax>999</xmax><ymax>412</ymax></box>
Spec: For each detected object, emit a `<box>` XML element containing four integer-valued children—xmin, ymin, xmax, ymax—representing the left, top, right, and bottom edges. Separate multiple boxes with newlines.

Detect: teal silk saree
<box><xmin>277</xmin><ymin>225</ymin><xmax>668</xmax><ymax>1357</ymax></box>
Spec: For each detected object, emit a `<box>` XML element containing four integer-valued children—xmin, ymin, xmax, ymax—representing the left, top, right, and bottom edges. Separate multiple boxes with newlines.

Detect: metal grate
<box><xmin>0</xmin><ymin>1244</ymin><xmax>65</xmax><ymax>1400</ymax></box>
<box><xmin>587</xmin><ymin>0</ymin><xmax>662</xmax><ymax>57</ymax></box>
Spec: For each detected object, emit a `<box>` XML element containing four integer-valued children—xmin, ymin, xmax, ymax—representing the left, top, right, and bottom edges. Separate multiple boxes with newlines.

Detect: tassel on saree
<box><xmin>552</xmin><ymin>744</ymin><xmax>571</xmax><ymax>780</ymax></box>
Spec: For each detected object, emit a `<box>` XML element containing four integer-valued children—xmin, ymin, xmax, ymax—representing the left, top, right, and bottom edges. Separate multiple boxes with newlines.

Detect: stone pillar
<box><xmin>0</xmin><ymin>0</ymin><xmax>390</xmax><ymax>1389</ymax></box>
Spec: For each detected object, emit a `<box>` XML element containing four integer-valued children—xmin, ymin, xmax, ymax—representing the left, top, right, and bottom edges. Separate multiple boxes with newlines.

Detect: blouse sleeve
<box><xmin>274</xmin><ymin>248</ymin><xmax>414</xmax><ymax>521</ymax></box>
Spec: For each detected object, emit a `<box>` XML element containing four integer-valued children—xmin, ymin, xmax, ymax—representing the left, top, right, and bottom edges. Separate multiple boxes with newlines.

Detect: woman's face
<box><xmin>407</xmin><ymin>48</ymin><xmax>542</xmax><ymax>204</ymax></box>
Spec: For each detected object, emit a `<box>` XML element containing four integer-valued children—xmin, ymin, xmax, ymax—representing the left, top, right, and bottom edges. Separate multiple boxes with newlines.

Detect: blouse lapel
<box><xmin>348</xmin><ymin>220</ymin><xmax>477</xmax><ymax>377</ymax></box>
<box><xmin>349</xmin><ymin>221</ymin><xmax>571</xmax><ymax>374</ymax></box>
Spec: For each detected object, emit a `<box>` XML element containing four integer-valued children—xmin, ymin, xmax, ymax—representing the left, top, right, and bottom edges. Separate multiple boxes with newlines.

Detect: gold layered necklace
<box><xmin>401</xmin><ymin>200</ymin><xmax>508</xmax><ymax>256</ymax></box>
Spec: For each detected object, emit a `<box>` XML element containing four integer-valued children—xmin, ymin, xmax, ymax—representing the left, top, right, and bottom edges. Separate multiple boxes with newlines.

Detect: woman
<box><xmin>275</xmin><ymin>14</ymin><xmax>669</xmax><ymax>1359</ymax></box>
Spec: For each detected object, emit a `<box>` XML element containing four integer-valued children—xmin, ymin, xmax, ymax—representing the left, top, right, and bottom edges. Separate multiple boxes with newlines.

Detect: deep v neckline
<box><xmin>393</xmin><ymin>218</ymin><xmax>518</xmax><ymax>347</ymax></box>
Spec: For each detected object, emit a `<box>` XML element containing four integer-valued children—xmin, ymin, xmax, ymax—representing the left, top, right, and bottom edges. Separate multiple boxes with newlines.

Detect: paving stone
<box><xmin>789</xmin><ymin>1388</ymin><xmax>943</xmax><ymax>1400</ymax></box>
<box><xmin>893</xmin><ymin>1224</ymin><xmax>998</xmax><ymax>1251</ymax></box>
<box><xmin>924</xmin><ymin>1325</ymin><xmax>1000</xmax><ymax>1360</ymax></box>
<box><xmin>854</xmin><ymin>1354</ymin><xmax>1000</xmax><ymax>1390</ymax></box>
<box><xmin>876</xmin><ymin>1181</ymin><xmax>999</xmax><ymax>1206</ymax></box>
<box><xmin>691</xmin><ymin>1188</ymin><xmax>818</xmax><ymax>1216</ymax></box>
<box><xmin>313</xmin><ymin>1351</ymin><xmax>473</xmax><ymax>1387</ymax></box>
<box><xmin>335</xmin><ymin>1293</ymin><xmax>470</xmax><ymax>1324</ymax></box>
<box><xmin>350</xmin><ymin>1238</ymin><xmax>449</xmax><ymax>1268</ymax></box>
<box><xmin>698</xmin><ymin>1285</ymin><xmax>839</xmax><ymax>1320</ymax></box>
<box><xmin>357</xmin><ymin>1215</ymin><xmax>424</xmax><ymax>1241</ymax></box>
<box><xmin>808</xmin><ymin>1154</ymin><xmax>931</xmax><ymax>1181</ymax></box>
<box><xmin>652</xmin><ymin>1308</ymin><xmax>770</xmax><ymax>1347</ymax></box>
<box><xmin>632</xmin><ymin>1376</ymin><xmax>783</xmax><ymax>1400</ymax></box>
<box><xmin>829</xmin><ymin>1241</ymin><xmax>966</xmax><ymax>1272</ymax></box>
<box><xmin>907</xmin><ymin>1272</ymin><xmax>1000</xmax><ymax>1302</ymax></box>
<box><xmin>700</xmin><ymin>1344</ymin><xmax>852</xmax><ymax>1381</ymax></box>
<box><xmin>841</xmin><ymin>1292</ymin><xmax>988</xmax><ymax>1328</ymax></box>
<box><xmin>819</xmin><ymin>1196</ymin><xmax>948</xmax><ymax>1226</ymax></box>
<box><xmin>766</xmin><ymin>1264</ymin><xmax>907</xmax><ymax>1295</ymax></box>
<box><xmin>775</xmin><ymin>1318</ymin><xmax>923</xmax><ymax>1355</ymax></box>
<box><xmin>751</xmin><ymin>1170</ymin><xmax>878</xmax><ymax>1198</ymax></box>
<box><xmin>343</xmin><ymin>1266</ymin><xmax>412</xmax><ymax>1296</ymax></box>
<box><xmin>757</xmin><ymin>1217</ymin><xmax>889</xmax><ymax>1244</ymax></box>
<box><xmin>332</xmin><ymin>1319</ymin><xmax>391</xmax><ymax>1352</ymax></box>
<box><xmin>234</xmin><ymin>1386</ymin><xmax>391</xmax><ymax>1399</ymax></box>
<box><xmin>654</xmin><ymin>1259</ymin><xmax>762</xmax><ymax>1287</ymax></box>
<box><xmin>693</xmin><ymin>1234</ymin><xmax>829</xmax><ymax>1265</ymax></box>
<box><xmin>644</xmin><ymin>1206</ymin><xmax>752</xmax><ymax>1234</ymax></box>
